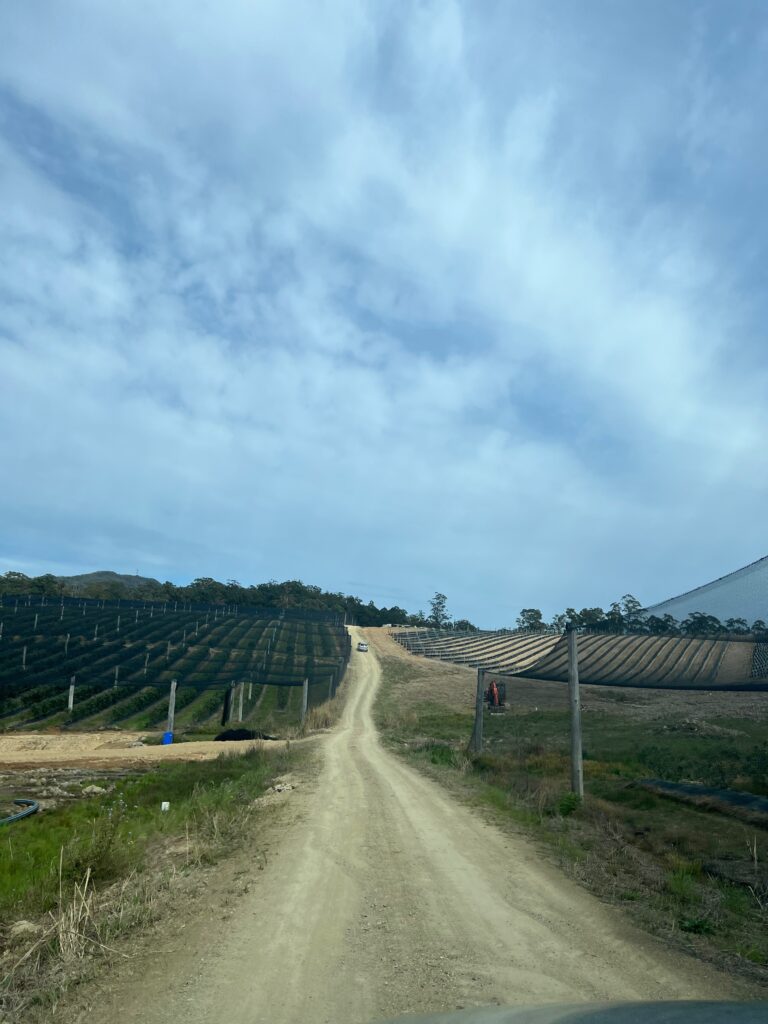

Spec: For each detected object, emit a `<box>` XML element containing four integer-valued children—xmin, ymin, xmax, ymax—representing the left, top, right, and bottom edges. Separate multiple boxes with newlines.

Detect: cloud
<box><xmin>1</xmin><ymin>0</ymin><xmax>767</xmax><ymax>624</ymax></box>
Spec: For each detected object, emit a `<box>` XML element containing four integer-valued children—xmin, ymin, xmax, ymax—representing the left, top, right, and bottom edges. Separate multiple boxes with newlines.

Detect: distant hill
<box><xmin>56</xmin><ymin>571</ymin><xmax>161</xmax><ymax>593</ymax></box>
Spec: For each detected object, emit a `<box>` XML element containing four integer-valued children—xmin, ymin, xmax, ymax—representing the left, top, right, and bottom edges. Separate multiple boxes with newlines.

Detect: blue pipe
<box><xmin>1</xmin><ymin>799</ymin><xmax>39</xmax><ymax>826</ymax></box>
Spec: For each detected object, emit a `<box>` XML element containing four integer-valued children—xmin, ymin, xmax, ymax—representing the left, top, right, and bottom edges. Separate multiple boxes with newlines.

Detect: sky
<box><xmin>1</xmin><ymin>1</ymin><xmax>767</xmax><ymax>628</ymax></box>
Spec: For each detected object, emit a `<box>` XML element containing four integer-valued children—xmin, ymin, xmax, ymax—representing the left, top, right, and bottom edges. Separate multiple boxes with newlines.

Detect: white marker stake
<box><xmin>33</xmin><ymin>613</ymin><xmax>38</xmax><ymax>631</ymax></box>
<box><xmin>238</xmin><ymin>681</ymin><xmax>244</xmax><ymax>722</ymax></box>
<box><xmin>22</xmin><ymin>645</ymin><xmax>27</xmax><ymax>671</ymax></box>
<box><xmin>65</xmin><ymin>632</ymin><xmax>70</xmax><ymax>656</ymax></box>
<box><xmin>68</xmin><ymin>677</ymin><xmax>75</xmax><ymax>712</ymax></box>
<box><xmin>144</xmin><ymin>651</ymin><xmax>149</xmax><ymax>676</ymax></box>
<box><xmin>114</xmin><ymin>665</ymin><xmax>119</xmax><ymax>688</ymax></box>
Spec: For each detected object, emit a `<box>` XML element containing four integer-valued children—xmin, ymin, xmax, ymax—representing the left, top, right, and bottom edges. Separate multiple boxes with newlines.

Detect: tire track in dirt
<box><xmin>73</xmin><ymin>628</ymin><xmax>755</xmax><ymax>1024</ymax></box>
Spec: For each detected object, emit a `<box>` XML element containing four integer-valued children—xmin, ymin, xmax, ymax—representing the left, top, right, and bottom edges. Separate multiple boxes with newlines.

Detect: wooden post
<box><xmin>68</xmin><ymin>676</ymin><xmax>75</xmax><ymax>712</ymax></box>
<box><xmin>566</xmin><ymin>623</ymin><xmax>584</xmax><ymax>798</ymax></box>
<box><xmin>301</xmin><ymin>677</ymin><xmax>309</xmax><ymax>724</ymax></box>
<box><xmin>167</xmin><ymin>679</ymin><xmax>177</xmax><ymax>733</ymax></box>
<box><xmin>470</xmin><ymin>667</ymin><xmax>485</xmax><ymax>753</ymax></box>
<box><xmin>237</xmin><ymin>681</ymin><xmax>244</xmax><ymax>722</ymax></box>
<box><xmin>221</xmin><ymin>686</ymin><xmax>231</xmax><ymax>726</ymax></box>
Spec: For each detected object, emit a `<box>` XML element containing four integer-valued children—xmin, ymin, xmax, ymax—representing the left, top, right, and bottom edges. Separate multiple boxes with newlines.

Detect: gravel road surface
<box><xmin>73</xmin><ymin>628</ymin><xmax>749</xmax><ymax>1024</ymax></box>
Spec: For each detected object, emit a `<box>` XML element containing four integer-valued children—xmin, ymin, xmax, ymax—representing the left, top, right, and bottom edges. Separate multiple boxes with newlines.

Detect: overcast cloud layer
<box><xmin>1</xmin><ymin>1</ymin><xmax>767</xmax><ymax>626</ymax></box>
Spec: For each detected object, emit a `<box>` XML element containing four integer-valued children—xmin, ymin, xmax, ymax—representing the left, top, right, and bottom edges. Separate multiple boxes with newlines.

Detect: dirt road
<box><xmin>77</xmin><ymin>628</ymin><xmax>749</xmax><ymax>1024</ymax></box>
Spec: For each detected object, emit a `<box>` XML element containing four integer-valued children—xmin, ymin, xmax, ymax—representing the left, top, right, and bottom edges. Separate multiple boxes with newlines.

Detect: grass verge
<box><xmin>375</xmin><ymin>651</ymin><xmax>768</xmax><ymax>985</ymax></box>
<box><xmin>0</xmin><ymin>742</ymin><xmax>302</xmax><ymax>1021</ymax></box>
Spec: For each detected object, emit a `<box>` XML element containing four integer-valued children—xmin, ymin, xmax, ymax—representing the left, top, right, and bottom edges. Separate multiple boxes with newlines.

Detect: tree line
<box><xmin>515</xmin><ymin>594</ymin><xmax>768</xmax><ymax>640</ymax></box>
<box><xmin>0</xmin><ymin>571</ymin><xmax>416</xmax><ymax>628</ymax></box>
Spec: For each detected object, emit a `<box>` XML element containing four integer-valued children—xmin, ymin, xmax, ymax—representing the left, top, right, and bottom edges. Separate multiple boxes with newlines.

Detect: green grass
<box><xmin>375</xmin><ymin>653</ymin><xmax>768</xmax><ymax>978</ymax></box>
<box><xmin>0</xmin><ymin>745</ymin><xmax>295</xmax><ymax>924</ymax></box>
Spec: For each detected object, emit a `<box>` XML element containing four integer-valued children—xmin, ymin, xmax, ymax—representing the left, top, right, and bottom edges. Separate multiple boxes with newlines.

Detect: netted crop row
<box><xmin>0</xmin><ymin>613</ymin><xmax>350</xmax><ymax>729</ymax></box>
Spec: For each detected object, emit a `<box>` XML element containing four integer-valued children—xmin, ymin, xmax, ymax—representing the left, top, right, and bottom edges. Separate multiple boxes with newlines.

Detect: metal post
<box><xmin>470</xmin><ymin>667</ymin><xmax>485</xmax><ymax>753</ymax></box>
<box><xmin>301</xmin><ymin>677</ymin><xmax>309</xmax><ymax>724</ymax></box>
<box><xmin>167</xmin><ymin>679</ymin><xmax>177</xmax><ymax>733</ymax></box>
<box><xmin>94</xmin><ymin>623</ymin><xmax>99</xmax><ymax>640</ymax></box>
<box><xmin>114</xmin><ymin>665</ymin><xmax>119</xmax><ymax>688</ymax></box>
<box><xmin>248</xmin><ymin>681</ymin><xmax>252</xmax><ymax>700</ymax></box>
<box><xmin>22</xmin><ymin>645</ymin><xmax>27</xmax><ymax>672</ymax></box>
<box><xmin>68</xmin><ymin>676</ymin><xmax>75</xmax><ymax>712</ymax></box>
<box><xmin>116</xmin><ymin>615</ymin><xmax>121</xmax><ymax>634</ymax></box>
<box><xmin>33</xmin><ymin>613</ymin><xmax>38</xmax><ymax>631</ymax></box>
<box><xmin>144</xmin><ymin>650</ymin><xmax>150</xmax><ymax>676</ymax></box>
<box><xmin>65</xmin><ymin>632</ymin><xmax>70</xmax><ymax>655</ymax></box>
<box><xmin>566</xmin><ymin>623</ymin><xmax>584</xmax><ymax>798</ymax></box>
<box><xmin>237</xmin><ymin>681</ymin><xmax>244</xmax><ymax>722</ymax></box>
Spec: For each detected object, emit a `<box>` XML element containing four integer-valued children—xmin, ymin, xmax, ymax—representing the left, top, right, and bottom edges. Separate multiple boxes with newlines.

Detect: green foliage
<box><xmin>0</xmin><ymin>746</ymin><xmax>289</xmax><ymax>923</ymax></box>
<box><xmin>558</xmin><ymin>791</ymin><xmax>581</xmax><ymax>817</ymax></box>
<box><xmin>516</xmin><ymin>608</ymin><xmax>544</xmax><ymax>632</ymax></box>
<box><xmin>428</xmin><ymin>592</ymin><xmax>450</xmax><ymax>628</ymax></box>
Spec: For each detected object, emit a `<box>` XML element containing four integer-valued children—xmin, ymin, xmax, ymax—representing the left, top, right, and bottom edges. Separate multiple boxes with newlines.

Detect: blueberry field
<box><xmin>0</xmin><ymin>598</ymin><xmax>350</xmax><ymax>734</ymax></box>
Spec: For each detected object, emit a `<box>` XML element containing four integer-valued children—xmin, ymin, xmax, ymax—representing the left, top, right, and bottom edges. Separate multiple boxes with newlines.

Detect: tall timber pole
<box><xmin>470</xmin><ymin>667</ymin><xmax>485</xmax><ymax>754</ymax></box>
<box><xmin>566</xmin><ymin>623</ymin><xmax>584</xmax><ymax>798</ymax></box>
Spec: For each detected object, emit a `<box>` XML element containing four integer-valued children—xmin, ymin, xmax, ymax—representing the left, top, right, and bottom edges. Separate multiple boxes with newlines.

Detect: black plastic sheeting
<box><xmin>639</xmin><ymin>779</ymin><xmax>768</xmax><ymax>825</ymax></box>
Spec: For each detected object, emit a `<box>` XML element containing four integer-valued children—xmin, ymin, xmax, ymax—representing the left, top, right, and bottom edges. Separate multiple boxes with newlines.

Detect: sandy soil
<box><xmin>0</xmin><ymin>731</ymin><xmax>286</xmax><ymax>769</ymax></box>
<box><xmin>63</xmin><ymin>627</ymin><xmax>757</xmax><ymax>1024</ymax></box>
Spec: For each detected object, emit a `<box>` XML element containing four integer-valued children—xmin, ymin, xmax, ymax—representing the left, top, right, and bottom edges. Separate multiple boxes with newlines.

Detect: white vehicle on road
<box><xmin>357</xmin><ymin>641</ymin><xmax>368</xmax><ymax>652</ymax></box>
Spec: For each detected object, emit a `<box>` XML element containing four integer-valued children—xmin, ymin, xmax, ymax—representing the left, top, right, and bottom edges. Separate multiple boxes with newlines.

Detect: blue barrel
<box><xmin>162</xmin><ymin>731</ymin><xmax>174</xmax><ymax>745</ymax></box>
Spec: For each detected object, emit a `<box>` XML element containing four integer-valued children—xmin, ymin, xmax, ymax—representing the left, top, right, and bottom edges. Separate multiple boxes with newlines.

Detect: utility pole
<box><xmin>167</xmin><ymin>679</ymin><xmax>177</xmax><ymax>734</ymax></box>
<box><xmin>470</xmin><ymin>667</ymin><xmax>485</xmax><ymax>753</ymax></box>
<box><xmin>566</xmin><ymin>623</ymin><xmax>584</xmax><ymax>798</ymax></box>
<box><xmin>301</xmin><ymin>677</ymin><xmax>309</xmax><ymax>725</ymax></box>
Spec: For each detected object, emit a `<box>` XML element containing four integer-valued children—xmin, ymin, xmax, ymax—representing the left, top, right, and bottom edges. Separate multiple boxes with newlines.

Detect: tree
<box><xmin>728</xmin><ymin>617</ymin><xmax>750</xmax><ymax>634</ymax></box>
<box><xmin>549</xmin><ymin>612</ymin><xmax>568</xmax><ymax>633</ymax></box>
<box><xmin>516</xmin><ymin>608</ymin><xmax>544</xmax><ymax>632</ymax></box>
<box><xmin>680</xmin><ymin>612</ymin><xmax>724</xmax><ymax>636</ymax></box>
<box><xmin>428</xmin><ymin>592</ymin><xmax>450</xmax><ymax>628</ymax></box>
<box><xmin>751</xmin><ymin>620</ymin><xmax>768</xmax><ymax>639</ymax></box>
<box><xmin>453</xmin><ymin>618</ymin><xmax>479</xmax><ymax>633</ymax></box>
<box><xmin>620</xmin><ymin>594</ymin><xmax>645</xmax><ymax>631</ymax></box>
<box><xmin>645</xmin><ymin>614</ymin><xmax>679</xmax><ymax>635</ymax></box>
<box><xmin>576</xmin><ymin>607</ymin><xmax>606</xmax><ymax>627</ymax></box>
